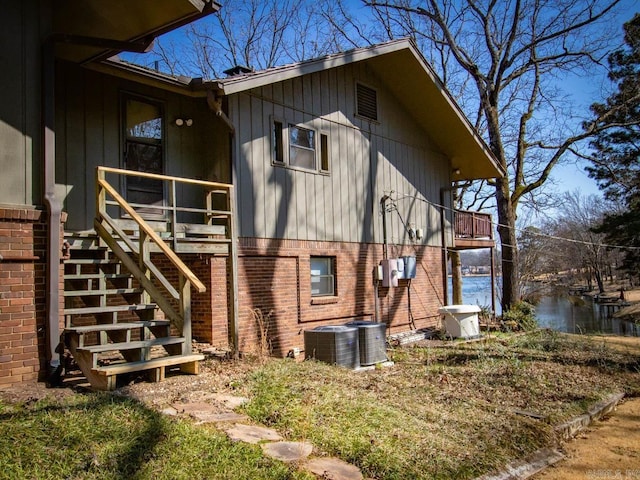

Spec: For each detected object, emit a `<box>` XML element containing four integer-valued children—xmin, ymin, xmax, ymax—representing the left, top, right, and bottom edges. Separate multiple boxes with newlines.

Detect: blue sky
<box><xmin>125</xmin><ymin>1</ymin><xmax>638</xmax><ymax>202</ymax></box>
<box><xmin>547</xmin><ymin>1</ymin><xmax>639</xmax><ymax>199</ymax></box>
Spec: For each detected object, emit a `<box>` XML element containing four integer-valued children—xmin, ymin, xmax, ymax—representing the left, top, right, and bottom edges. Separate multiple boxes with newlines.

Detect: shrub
<box><xmin>502</xmin><ymin>301</ymin><xmax>538</xmax><ymax>331</ymax></box>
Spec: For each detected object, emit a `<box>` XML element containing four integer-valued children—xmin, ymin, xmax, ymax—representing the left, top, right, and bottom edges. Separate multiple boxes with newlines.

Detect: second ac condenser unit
<box><xmin>344</xmin><ymin>321</ymin><xmax>387</xmax><ymax>366</ymax></box>
<box><xmin>304</xmin><ymin>326</ymin><xmax>360</xmax><ymax>369</ymax></box>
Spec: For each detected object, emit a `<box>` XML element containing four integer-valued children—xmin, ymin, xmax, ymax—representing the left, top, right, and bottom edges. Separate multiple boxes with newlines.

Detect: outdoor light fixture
<box><xmin>175</xmin><ymin>118</ymin><xmax>193</xmax><ymax>127</ymax></box>
<box><xmin>452</xmin><ymin>168</ymin><xmax>461</xmax><ymax>175</ymax></box>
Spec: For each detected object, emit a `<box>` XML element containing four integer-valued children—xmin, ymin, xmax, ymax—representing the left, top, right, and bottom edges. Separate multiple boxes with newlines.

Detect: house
<box><xmin>0</xmin><ymin>1</ymin><xmax>503</xmax><ymax>390</ymax></box>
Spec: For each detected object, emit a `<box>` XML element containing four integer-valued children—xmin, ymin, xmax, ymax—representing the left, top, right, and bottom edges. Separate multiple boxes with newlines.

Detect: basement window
<box><xmin>356</xmin><ymin>82</ymin><xmax>378</xmax><ymax>121</ymax></box>
<box><xmin>310</xmin><ymin>256</ymin><xmax>336</xmax><ymax>297</ymax></box>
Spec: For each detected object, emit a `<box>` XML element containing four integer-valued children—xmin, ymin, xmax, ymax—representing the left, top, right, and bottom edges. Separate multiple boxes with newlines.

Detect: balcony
<box><xmin>453</xmin><ymin>210</ymin><xmax>494</xmax><ymax>249</ymax></box>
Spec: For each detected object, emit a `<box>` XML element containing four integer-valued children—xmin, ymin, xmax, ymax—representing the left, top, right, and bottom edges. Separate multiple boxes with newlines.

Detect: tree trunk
<box><xmin>450</xmin><ymin>250</ymin><xmax>464</xmax><ymax>304</ymax></box>
<box><xmin>495</xmin><ymin>177</ymin><xmax>519</xmax><ymax>311</ymax></box>
<box><xmin>594</xmin><ymin>266</ymin><xmax>605</xmax><ymax>294</ymax></box>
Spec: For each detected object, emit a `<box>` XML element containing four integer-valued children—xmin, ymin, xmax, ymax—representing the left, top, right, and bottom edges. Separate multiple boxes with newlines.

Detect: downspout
<box><xmin>380</xmin><ymin>195</ymin><xmax>390</xmax><ymax>260</ymax></box>
<box><xmin>43</xmin><ymin>38</ymin><xmax>62</xmax><ymax>379</ymax></box>
<box><xmin>206</xmin><ymin>89</ymin><xmax>239</xmax><ymax>357</ymax></box>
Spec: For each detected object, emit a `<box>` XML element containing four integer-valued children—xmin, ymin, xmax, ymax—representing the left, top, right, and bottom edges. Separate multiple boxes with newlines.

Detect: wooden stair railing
<box><xmin>96</xmin><ymin>168</ymin><xmax>206</xmax><ymax>354</ymax></box>
<box><xmin>94</xmin><ymin>166</ymin><xmax>239</xmax><ymax>358</ymax></box>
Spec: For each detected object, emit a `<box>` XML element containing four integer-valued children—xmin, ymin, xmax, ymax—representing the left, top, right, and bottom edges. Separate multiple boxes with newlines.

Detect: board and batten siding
<box><xmin>0</xmin><ymin>1</ymin><xmax>45</xmax><ymax>207</ymax></box>
<box><xmin>229</xmin><ymin>61</ymin><xmax>450</xmax><ymax>246</ymax></box>
<box><xmin>55</xmin><ymin>63</ymin><xmax>226</xmax><ymax>231</ymax></box>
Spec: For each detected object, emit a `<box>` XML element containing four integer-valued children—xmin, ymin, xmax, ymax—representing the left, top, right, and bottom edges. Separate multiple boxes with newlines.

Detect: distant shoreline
<box><xmin>448</xmin><ymin>274</ymin><xmax>496</xmax><ymax>278</ymax></box>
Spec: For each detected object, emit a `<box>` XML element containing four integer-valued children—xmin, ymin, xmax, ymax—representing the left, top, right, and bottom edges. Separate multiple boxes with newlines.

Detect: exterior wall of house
<box><xmin>0</xmin><ymin>3</ymin><xmax>64</xmax><ymax>386</ymax></box>
<box><xmin>193</xmin><ymin>238</ymin><xmax>444</xmax><ymax>357</ymax></box>
<box><xmin>228</xmin><ymin>61</ymin><xmax>453</xmax><ymax>247</ymax></box>
<box><xmin>0</xmin><ymin>1</ymin><xmax>46</xmax><ymax>207</ymax></box>
<box><xmin>0</xmin><ymin>207</ymin><xmax>66</xmax><ymax>386</ymax></box>
<box><xmin>55</xmin><ymin>62</ymin><xmax>231</xmax><ymax>232</ymax></box>
<box><xmin>208</xmin><ymin>60</ymin><xmax>453</xmax><ymax>355</ymax></box>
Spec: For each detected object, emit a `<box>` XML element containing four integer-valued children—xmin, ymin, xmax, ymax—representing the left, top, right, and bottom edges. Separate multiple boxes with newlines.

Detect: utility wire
<box><xmin>387</xmin><ymin>191</ymin><xmax>640</xmax><ymax>252</ymax></box>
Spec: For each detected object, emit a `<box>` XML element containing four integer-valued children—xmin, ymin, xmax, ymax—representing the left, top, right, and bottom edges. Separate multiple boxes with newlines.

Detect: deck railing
<box><xmin>454</xmin><ymin>210</ymin><xmax>493</xmax><ymax>240</ymax></box>
<box><xmin>95</xmin><ymin>166</ymin><xmax>237</xmax><ymax>353</ymax></box>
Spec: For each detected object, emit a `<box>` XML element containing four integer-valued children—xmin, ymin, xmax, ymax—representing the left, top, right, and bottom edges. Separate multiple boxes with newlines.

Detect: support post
<box><xmin>180</xmin><ymin>274</ymin><xmax>192</xmax><ymax>354</ymax></box>
<box><xmin>227</xmin><ymin>186</ymin><xmax>240</xmax><ymax>358</ymax></box>
<box><xmin>490</xmin><ymin>246</ymin><xmax>497</xmax><ymax>318</ymax></box>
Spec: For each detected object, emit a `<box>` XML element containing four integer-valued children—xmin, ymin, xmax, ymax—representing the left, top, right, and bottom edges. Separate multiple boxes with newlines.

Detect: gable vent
<box><xmin>356</xmin><ymin>83</ymin><xmax>378</xmax><ymax>121</ymax></box>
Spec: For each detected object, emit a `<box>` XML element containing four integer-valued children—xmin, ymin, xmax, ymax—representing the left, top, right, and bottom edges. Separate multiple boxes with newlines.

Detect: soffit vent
<box><xmin>356</xmin><ymin>83</ymin><xmax>378</xmax><ymax>121</ymax></box>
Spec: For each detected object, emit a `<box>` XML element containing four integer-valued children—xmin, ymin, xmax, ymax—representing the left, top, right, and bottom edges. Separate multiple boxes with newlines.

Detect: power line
<box><xmin>387</xmin><ymin>190</ymin><xmax>640</xmax><ymax>252</ymax></box>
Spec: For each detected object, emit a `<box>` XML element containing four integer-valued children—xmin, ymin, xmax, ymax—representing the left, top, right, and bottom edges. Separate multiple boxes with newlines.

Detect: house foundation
<box><xmin>195</xmin><ymin>238</ymin><xmax>444</xmax><ymax>357</ymax></box>
<box><xmin>0</xmin><ymin>206</ymin><xmax>66</xmax><ymax>386</ymax></box>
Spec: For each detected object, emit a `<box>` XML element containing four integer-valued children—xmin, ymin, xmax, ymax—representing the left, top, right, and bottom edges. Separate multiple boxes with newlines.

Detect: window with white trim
<box><xmin>310</xmin><ymin>256</ymin><xmax>336</xmax><ymax>297</ymax></box>
<box><xmin>271</xmin><ymin>117</ymin><xmax>329</xmax><ymax>173</ymax></box>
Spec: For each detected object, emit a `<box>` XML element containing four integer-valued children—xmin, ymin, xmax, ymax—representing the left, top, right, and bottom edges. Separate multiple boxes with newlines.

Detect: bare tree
<box><xmin>129</xmin><ymin>0</ymin><xmax>346</xmax><ymax>78</ymax></box>
<box><xmin>548</xmin><ymin>192</ymin><xmax>618</xmax><ymax>293</ymax></box>
<box><xmin>360</xmin><ymin>0</ymin><xmax>632</xmax><ymax>310</ymax></box>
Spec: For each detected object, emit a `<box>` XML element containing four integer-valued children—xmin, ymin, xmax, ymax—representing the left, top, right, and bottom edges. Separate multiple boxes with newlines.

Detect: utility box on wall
<box><xmin>402</xmin><ymin>256</ymin><xmax>416</xmax><ymax>279</ymax></box>
<box><xmin>380</xmin><ymin>258</ymin><xmax>398</xmax><ymax>287</ymax></box>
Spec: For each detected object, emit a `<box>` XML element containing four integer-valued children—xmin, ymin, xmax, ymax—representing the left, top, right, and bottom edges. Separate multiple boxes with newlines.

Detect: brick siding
<box><xmin>0</xmin><ymin>207</ymin><xmax>65</xmax><ymax>387</ymax></box>
<box><xmin>194</xmin><ymin>237</ymin><xmax>444</xmax><ymax>357</ymax></box>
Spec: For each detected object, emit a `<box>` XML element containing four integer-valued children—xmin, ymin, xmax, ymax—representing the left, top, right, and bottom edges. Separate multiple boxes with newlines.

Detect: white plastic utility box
<box><xmin>438</xmin><ymin>304</ymin><xmax>481</xmax><ymax>339</ymax></box>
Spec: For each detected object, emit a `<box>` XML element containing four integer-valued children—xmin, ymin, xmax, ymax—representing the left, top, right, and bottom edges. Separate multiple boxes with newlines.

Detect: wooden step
<box><xmin>64</xmin><ymin>288</ymin><xmax>143</xmax><ymax>297</ymax></box>
<box><xmin>64</xmin><ymin>273</ymin><xmax>131</xmax><ymax>280</ymax></box>
<box><xmin>177</xmin><ymin>237</ymin><xmax>232</xmax><ymax>243</ymax></box>
<box><xmin>65</xmin><ymin>320</ymin><xmax>170</xmax><ymax>334</ymax></box>
<box><xmin>76</xmin><ymin>336</ymin><xmax>187</xmax><ymax>369</ymax></box>
<box><xmin>77</xmin><ymin>336</ymin><xmax>185</xmax><ymax>355</ymax></box>
<box><xmin>95</xmin><ymin>353</ymin><xmax>204</xmax><ymax>376</ymax></box>
<box><xmin>65</xmin><ymin>258</ymin><xmax>120</xmax><ymax>265</ymax></box>
<box><xmin>88</xmin><ymin>353</ymin><xmax>204</xmax><ymax>390</ymax></box>
<box><xmin>64</xmin><ymin>303</ymin><xmax>156</xmax><ymax>316</ymax></box>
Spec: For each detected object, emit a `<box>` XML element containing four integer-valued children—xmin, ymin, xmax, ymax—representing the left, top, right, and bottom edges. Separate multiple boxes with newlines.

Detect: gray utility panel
<box><xmin>304</xmin><ymin>325</ymin><xmax>360</xmax><ymax>369</ymax></box>
<box><xmin>345</xmin><ymin>321</ymin><xmax>387</xmax><ymax>366</ymax></box>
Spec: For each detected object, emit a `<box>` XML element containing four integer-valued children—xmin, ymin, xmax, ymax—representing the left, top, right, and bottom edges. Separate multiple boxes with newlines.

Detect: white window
<box><xmin>310</xmin><ymin>256</ymin><xmax>335</xmax><ymax>297</ymax></box>
<box><xmin>272</xmin><ymin>117</ymin><xmax>329</xmax><ymax>173</ymax></box>
<box><xmin>289</xmin><ymin>125</ymin><xmax>315</xmax><ymax>170</ymax></box>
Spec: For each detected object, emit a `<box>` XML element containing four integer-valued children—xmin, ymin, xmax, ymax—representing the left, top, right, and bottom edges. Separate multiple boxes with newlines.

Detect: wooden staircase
<box><xmin>60</xmin><ymin>167</ymin><xmax>238</xmax><ymax>390</ymax></box>
<box><xmin>63</xmin><ymin>238</ymin><xmax>203</xmax><ymax>390</ymax></box>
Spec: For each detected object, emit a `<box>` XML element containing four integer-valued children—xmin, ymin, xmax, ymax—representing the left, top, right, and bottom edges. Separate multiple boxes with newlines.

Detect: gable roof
<box><xmin>212</xmin><ymin>39</ymin><xmax>504</xmax><ymax>181</ymax></box>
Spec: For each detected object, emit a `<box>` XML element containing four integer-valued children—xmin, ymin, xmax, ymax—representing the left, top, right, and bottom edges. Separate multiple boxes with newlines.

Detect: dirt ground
<box><xmin>533</xmin><ymin>397</ymin><xmax>640</xmax><ymax>479</ymax></box>
<box><xmin>533</xmin><ymin>334</ymin><xmax>640</xmax><ymax>480</ymax></box>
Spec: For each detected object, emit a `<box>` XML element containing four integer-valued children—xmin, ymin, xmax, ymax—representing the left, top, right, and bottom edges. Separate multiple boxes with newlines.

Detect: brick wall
<box><xmin>195</xmin><ymin>237</ymin><xmax>445</xmax><ymax>357</ymax></box>
<box><xmin>0</xmin><ymin>207</ymin><xmax>65</xmax><ymax>387</ymax></box>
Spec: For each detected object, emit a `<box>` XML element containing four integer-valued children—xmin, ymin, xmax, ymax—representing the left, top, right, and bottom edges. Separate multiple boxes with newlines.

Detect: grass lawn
<box><xmin>1</xmin><ymin>330</ymin><xmax>639</xmax><ymax>479</ymax></box>
<box><xmin>0</xmin><ymin>393</ymin><xmax>313</xmax><ymax>480</ymax></box>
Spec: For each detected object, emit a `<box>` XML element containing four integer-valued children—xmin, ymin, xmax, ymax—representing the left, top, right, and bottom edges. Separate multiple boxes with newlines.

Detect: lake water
<box><xmin>450</xmin><ymin>276</ymin><xmax>640</xmax><ymax>336</ymax></box>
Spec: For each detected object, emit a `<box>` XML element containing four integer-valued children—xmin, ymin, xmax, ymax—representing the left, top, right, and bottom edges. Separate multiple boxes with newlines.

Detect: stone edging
<box><xmin>474</xmin><ymin>391</ymin><xmax>625</xmax><ymax>480</ymax></box>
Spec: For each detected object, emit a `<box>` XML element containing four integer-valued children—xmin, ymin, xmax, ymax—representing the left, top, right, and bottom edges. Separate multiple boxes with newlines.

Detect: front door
<box><xmin>123</xmin><ymin>96</ymin><xmax>165</xmax><ymax>218</ymax></box>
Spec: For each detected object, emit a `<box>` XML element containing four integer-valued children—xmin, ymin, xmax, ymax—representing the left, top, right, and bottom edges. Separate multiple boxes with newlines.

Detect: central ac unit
<box><xmin>304</xmin><ymin>325</ymin><xmax>360</xmax><ymax>369</ymax></box>
<box><xmin>345</xmin><ymin>321</ymin><xmax>387</xmax><ymax>365</ymax></box>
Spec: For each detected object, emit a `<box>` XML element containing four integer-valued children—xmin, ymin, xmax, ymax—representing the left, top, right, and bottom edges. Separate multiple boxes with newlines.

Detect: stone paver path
<box><xmin>305</xmin><ymin>457</ymin><xmax>365</xmax><ymax>480</ymax></box>
<box><xmin>168</xmin><ymin>394</ymin><xmax>365</xmax><ymax>479</ymax></box>
<box><xmin>224</xmin><ymin>423</ymin><xmax>283</xmax><ymax>444</ymax></box>
<box><xmin>261</xmin><ymin>441</ymin><xmax>314</xmax><ymax>462</ymax></box>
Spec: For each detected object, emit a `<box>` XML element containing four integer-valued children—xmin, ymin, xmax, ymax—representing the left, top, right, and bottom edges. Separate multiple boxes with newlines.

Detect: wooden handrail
<box><xmin>94</xmin><ymin>165</ymin><xmax>238</xmax><ymax>355</ymax></box>
<box><xmin>98</xmin><ymin>165</ymin><xmax>233</xmax><ymax>190</ymax></box>
<box><xmin>97</xmin><ymin>177</ymin><xmax>206</xmax><ymax>293</ymax></box>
